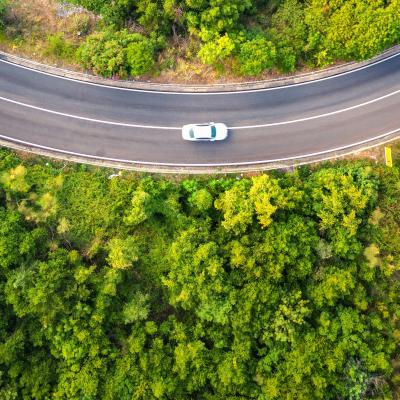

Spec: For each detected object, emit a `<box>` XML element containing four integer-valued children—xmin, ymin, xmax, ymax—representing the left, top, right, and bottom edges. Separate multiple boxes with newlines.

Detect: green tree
<box><xmin>0</xmin><ymin>0</ymin><xmax>7</xmax><ymax>29</ymax></box>
<box><xmin>198</xmin><ymin>33</ymin><xmax>236</xmax><ymax>67</ymax></box>
<box><xmin>238</xmin><ymin>37</ymin><xmax>276</xmax><ymax>76</ymax></box>
<box><xmin>78</xmin><ymin>30</ymin><xmax>156</xmax><ymax>78</ymax></box>
<box><xmin>269</xmin><ymin>0</ymin><xmax>306</xmax><ymax>72</ymax></box>
<box><xmin>0</xmin><ymin>149</ymin><xmax>398</xmax><ymax>399</ymax></box>
<box><xmin>126</xmin><ymin>39</ymin><xmax>155</xmax><ymax>76</ymax></box>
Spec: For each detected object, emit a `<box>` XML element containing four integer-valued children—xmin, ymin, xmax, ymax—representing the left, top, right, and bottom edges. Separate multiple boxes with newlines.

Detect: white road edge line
<box><xmin>1</xmin><ymin>87</ymin><xmax>400</xmax><ymax>130</ymax></box>
<box><xmin>1</xmin><ymin>127</ymin><xmax>399</xmax><ymax>166</ymax></box>
<box><xmin>1</xmin><ymin>51</ymin><xmax>399</xmax><ymax>95</ymax></box>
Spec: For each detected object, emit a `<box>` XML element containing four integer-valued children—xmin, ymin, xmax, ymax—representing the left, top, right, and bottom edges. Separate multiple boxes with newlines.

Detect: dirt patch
<box><xmin>57</xmin><ymin>2</ymin><xmax>87</xmax><ymax>18</ymax></box>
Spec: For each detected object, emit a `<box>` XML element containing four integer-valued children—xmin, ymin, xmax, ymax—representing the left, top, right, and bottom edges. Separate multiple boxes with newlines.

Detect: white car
<box><xmin>182</xmin><ymin>122</ymin><xmax>228</xmax><ymax>141</ymax></box>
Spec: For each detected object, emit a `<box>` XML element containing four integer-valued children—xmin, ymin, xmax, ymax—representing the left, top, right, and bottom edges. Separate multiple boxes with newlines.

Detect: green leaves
<box><xmin>305</xmin><ymin>0</ymin><xmax>400</xmax><ymax>65</ymax></box>
<box><xmin>78</xmin><ymin>30</ymin><xmax>156</xmax><ymax>78</ymax></box>
<box><xmin>198</xmin><ymin>33</ymin><xmax>236</xmax><ymax>66</ymax></box>
<box><xmin>238</xmin><ymin>37</ymin><xmax>276</xmax><ymax>76</ymax></box>
<box><xmin>107</xmin><ymin>237</ymin><xmax>140</xmax><ymax>269</ymax></box>
<box><xmin>0</xmin><ymin>0</ymin><xmax>7</xmax><ymax>30</ymax></box>
<box><xmin>307</xmin><ymin>167</ymin><xmax>378</xmax><ymax>258</ymax></box>
<box><xmin>122</xmin><ymin>292</ymin><xmax>150</xmax><ymax>323</ymax></box>
<box><xmin>270</xmin><ymin>291</ymin><xmax>310</xmax><ymax>343</ymax></box>
<box><xmin>66</xmin><ymin>0</ymin><xmax>400</xmax><ymax>77</ymax></box>
<box><xmin>0</xmin><ymin>150</ymin><xmax>398</xmax><ymax>399</ymax></box>
<box><xmin>215</xmin><ymin>180</ymin><xmax>253</xmax><ymax>234</ymax></box>
<box><xmin>215</xmin><ymin>175</ymin><xmax>303</xmax><ymax>234</ymax></box>
<box><xmin>126</xmin><ymin>39</ymin><xmax>155</xmax><ymax>76</ymax></box>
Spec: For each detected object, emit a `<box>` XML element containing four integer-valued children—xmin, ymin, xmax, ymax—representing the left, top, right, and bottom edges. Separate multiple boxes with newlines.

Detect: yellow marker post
<box><xmin>385</xmin><ymin>147</ymin><xmax>393</xmax><ymax>168</ymax></box>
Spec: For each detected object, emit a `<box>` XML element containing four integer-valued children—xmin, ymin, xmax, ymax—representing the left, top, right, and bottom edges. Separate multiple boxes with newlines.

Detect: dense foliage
<box><xmin>1</xmin><ymin>148</ymin><xmax>400</xmax><ymax>399</ymax></box>
<box><xmin>0</xmin><ymin>0</ymin><xmax>398</xmax><ymax>77</ymax></box>
<box><xmin>0</xmin><ymin>0</ymin><xmax>7</xmax><ymax>29</ymax></box>
<box><xmin>67</xmin><ymin>0</ymin><xmax>400</xmax><ymax>77</ymax></box>
<box><xmin>77</xmin><ymin>29</ymin><xmax>158</xmax><ymax>77</ymax></box>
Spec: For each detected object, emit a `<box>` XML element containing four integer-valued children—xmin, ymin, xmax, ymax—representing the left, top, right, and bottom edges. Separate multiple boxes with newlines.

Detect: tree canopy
<box><xmin>1</xmin><ymin>0</ymin><xmax>398</xmax><ymax>78</ymax></box>
<box><xmin>67</xmin><ymin>0</ymin><xmax>400</xmax><ymax>76</ymax></box>
<box><xmin>0</xmin><ymin>148</ymin><xmax>400</xmax><ymax>399</ymax></box>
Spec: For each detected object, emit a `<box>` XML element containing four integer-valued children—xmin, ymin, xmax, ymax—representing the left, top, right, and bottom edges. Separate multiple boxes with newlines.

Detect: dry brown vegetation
<box><xmin>5</xmin><ymin>0</ymin><xmax>60</xmax><ymax>37</ymax></box>
<box><xmin>0</xmin><ymin>0</ymin><xmax>309</xmax><ymax>83</ymax></box>
<box><xmin>0</xmin><ymin>0</ymin><xmax>96</xmax><ymax>67</ymax></box>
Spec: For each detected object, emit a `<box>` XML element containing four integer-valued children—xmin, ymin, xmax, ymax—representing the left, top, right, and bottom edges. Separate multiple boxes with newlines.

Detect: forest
<box><xmin>0</xmin><ymin>0</ymin><xmax>399</xmax><ymax>78</ymax></box>
<box><xmin>1</xmin><ymin>148</ymin><xmax>400</xmax><ymax>399</ymax></box>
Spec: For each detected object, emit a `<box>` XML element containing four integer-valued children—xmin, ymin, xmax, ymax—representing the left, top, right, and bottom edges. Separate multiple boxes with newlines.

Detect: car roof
<box><xmin>193</xmin><ymin>125</ymin><xmax>212</xmax><ymax>138</ymax></box>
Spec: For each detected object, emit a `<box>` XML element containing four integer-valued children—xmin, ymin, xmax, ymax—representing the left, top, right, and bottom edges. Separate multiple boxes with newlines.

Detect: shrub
<box><xmin>275</xmin><ymin>46</ymin><xmax>298</xmax><ymax>72</ymax></box>
<box><xmin>126</xmin><ymin>39</ymin><xmax>155</xmax><ymax>76</ymax></box>
<box><xmin>45</xmin><ymin>34</ymin><xmax>76</xmax><ymax>60</ymax></box>
<box><xmin>0</xmin><ymin>0</ymin><xmax>7</xmax><ymax>29</ymax></box>
<box><xmin>269</xmin><ymin>0</ymin><xmax>306</xmax><ymax>72</ymax></box>
<box><xmin>65</xmin><ymin>13</ymin><xmax>92</xmax><ymax>37</ymax></box>
<box><xmin>198</xmin><ymin>33</ymin><xmax>236</xmax><ymax>67</ymax></box>
<box><xmin>77</xmin><ymin>30</ymin><xmax>156</xmax><ymax>78</ymax></box>
<box><xmin>237</xmin><ymin>37</ymin><xmax>276</xmax><ymax>76</ymax></box>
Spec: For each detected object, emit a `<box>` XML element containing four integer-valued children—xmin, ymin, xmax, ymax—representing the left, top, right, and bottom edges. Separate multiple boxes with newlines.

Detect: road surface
<box><xmin>1</xmin><ymin>53</ymin><xmax>400</xmax><ymax>167</ymax></box>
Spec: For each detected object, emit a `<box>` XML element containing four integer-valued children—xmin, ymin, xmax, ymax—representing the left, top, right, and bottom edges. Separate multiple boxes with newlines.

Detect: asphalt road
<box><xmin>1</xmin><ymin>53</ymin><xmax>400</xmax><ymax>166</ymax></box>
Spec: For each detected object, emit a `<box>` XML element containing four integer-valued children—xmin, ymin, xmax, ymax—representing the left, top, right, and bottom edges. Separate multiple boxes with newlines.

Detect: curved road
<box><xmin>1</xmin><ymin>53</ymin><xmax>400</xmax><ymax>167</ymax></box>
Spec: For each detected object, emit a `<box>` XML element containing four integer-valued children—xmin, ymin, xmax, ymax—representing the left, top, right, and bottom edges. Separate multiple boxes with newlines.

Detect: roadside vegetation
<box><xmin>1</xmin><ymin>147</ymin><xmax>400</xmax><ymax>399</ymax></box>
<box><xmin>0</xmin><ymin>0</ymin><xmax>399</xmax><ymax>82</ymax></box>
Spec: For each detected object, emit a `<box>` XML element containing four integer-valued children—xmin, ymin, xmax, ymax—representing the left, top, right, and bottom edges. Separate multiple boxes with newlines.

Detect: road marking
<box><xmin>1</xmin><ymin>51</ymin><xmax>399</xmax><ymax>95</ymax></box>
<box><xmin>1</xmin><ymin>87</ymin><xmax>400</xmax><ymax>130</ymax></box>
<box><xmin>1</xmin><ymin>127</ymin><xmax>399</xmax><ymax>166</ymax></box>
<box><xmin>0</xmin><ymin>96</ymin><xmax>181</xmax><ymax>130</ymax></box>
<box><xmin>230</xmin><ymin>88</ymin><xmax>400</xmax><ymax>129</ymax></box>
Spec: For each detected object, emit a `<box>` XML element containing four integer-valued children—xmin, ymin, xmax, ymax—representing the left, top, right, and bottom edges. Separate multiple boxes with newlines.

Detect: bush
<box><xmin>198</xmin><ymin>33</ymin><xmax>236</xmax><ymax>67</ymax></box>
<box><xmin>0</xmin><ymin>0</ymin><xmax>7</xmax><ymax>29</ymax></box>
<box><xmin>65</xmin><ymin>13</ymin><xmax>92</xmax><ymax>37</ymax></box>
<box><xmin>269</xmin><ymin>0</ymin><xmax>306</xmax><ymax>72</ymax></box>
<box><xmin>45</xmin><ymin>34</ymin><xmax>76</xmax><ymax>60</ymax></box>
<box><xmin>126</xmin><ymin>39</ymin><xmax>155</xmax><ymax>76</ymax></box>
<box><xmin>274</xmin><ymin>46</ymin><xmax>297</xmax><ymax>72</ymax></box>
<box><xmin>77</xmin><ymin>30</ymin><xmax>156</xmax><ymax>78</ymax></box>
<box><xmin>305</xmin><ymin>0</ymin><xmax>400</xmax><ymax>66</ymax></box>
<box><xmin>237</xmin><ymin>37</ymin><xmax>276</xmax><ymax>76</ymax></box>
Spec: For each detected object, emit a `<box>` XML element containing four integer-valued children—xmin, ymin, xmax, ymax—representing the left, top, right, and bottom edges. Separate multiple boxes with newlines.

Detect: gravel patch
<box><xmin>56</xmin><ymin>1</ymin><xmax>87</xmax><ymax>18</ymax></box>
